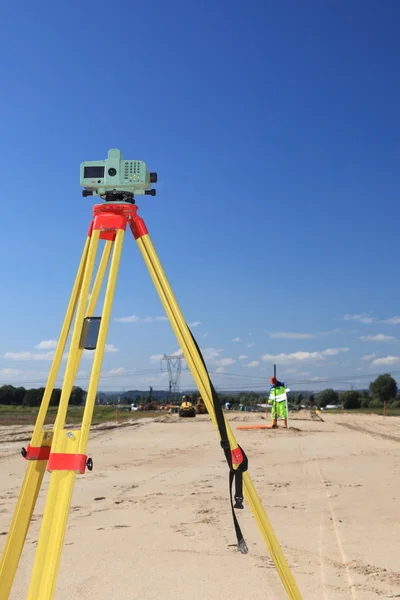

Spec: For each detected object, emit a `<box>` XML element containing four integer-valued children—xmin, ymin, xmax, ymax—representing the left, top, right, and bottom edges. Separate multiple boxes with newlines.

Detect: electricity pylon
<box><xmin>161</xmin><ymin>353</ymin><xmax>184</xmax><ymax>401</ymax></box>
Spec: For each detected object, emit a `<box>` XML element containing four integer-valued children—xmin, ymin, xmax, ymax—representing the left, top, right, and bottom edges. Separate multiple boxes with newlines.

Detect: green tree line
<box><xmin>314</xmin><ymin>374</ymin><xmax>400</xmax><ymax>409</ymax></box>
<box><xmin>0</xmin><ymin>374</ymin><xmax>398</xmax><ymax>410</ymax></box>
<box><xmin>0</xmin><ymin>385</ymin><xmax>86</xmax><ymax>407</ymax></box>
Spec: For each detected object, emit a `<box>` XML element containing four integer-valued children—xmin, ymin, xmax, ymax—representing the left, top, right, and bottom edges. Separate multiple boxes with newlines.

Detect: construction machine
<box><xmin>195</xmin><ymin>395</ymin><xmax>208</xmax><ymax>414</ymax></box>
<box><xmin>178</xmin><ymin>395</ymin><xmax>196</xmax><ymax>418</ymax></box>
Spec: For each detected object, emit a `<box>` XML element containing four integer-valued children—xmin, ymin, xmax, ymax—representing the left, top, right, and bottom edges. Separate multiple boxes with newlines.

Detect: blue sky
<box><xmin>1</xmin><ymin>0</ymin><xmax>400</xmax><ymax>393</ymax></box>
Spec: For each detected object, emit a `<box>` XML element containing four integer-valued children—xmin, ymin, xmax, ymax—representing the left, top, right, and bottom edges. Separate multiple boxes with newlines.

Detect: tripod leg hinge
<box><xmin>47</xmin><ymin>453</ymin><xmax>88</xmax><ymax>474</ymax></box>
<box><xmin>22</xmin><ymin>444</ymin><xmax>51</xmax><ymax>461</ymax></box>
<box><xmin>130</xmin><ymin>216</ymin><xmax>148</xmax><ymax>239</ymax></box>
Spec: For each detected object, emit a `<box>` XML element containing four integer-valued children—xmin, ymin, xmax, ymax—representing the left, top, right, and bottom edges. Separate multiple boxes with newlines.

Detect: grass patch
<box><xmin>0</xmin><ymin>405</ymin><xmax>159</xmax><ymax>426</ymax></box>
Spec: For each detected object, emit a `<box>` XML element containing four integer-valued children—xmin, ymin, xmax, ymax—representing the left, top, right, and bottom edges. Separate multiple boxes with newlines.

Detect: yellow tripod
<box><xmin>0</xmin><ymin>201</ymin><xmax>303</xmax><ymax>600</ymax></box>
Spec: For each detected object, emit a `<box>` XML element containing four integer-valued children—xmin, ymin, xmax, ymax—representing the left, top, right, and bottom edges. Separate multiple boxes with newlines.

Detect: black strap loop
<box><xmin>189</xmin><ymin>329</ymin><xmax>249</xmax><ymax>554</ymax></box>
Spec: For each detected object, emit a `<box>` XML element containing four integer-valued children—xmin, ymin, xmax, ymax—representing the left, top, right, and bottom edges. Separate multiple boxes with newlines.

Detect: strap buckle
<box><xmin>220</xmin><ymin>439</ymin><xmax>230</xmax><ymax>450</ymax></box>
<box><xmin>234</xmin><ymin>495</ymin><xmax>244</xmax><ymax>509</ymax></box>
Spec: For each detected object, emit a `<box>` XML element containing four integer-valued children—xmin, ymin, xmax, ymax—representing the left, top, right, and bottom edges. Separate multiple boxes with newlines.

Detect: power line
<box><xmin>2</xmin><ymin>363</ymin><xmax>399</xmax><ymax>391</ymax></box>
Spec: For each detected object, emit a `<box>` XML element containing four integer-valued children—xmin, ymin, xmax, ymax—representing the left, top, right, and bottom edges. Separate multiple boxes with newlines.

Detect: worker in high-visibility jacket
<box><xmin>268</xmin><ymin>376</ymin><xmax>288</xmax><ymax>428</ymax></box>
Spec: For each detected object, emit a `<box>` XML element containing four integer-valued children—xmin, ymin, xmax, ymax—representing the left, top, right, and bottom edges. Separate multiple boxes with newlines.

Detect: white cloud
<box><xmin>215</xmin><ymin>358</ymin><xmax>236</xmax><ymax>367</ymax></box>
<box><xmin>202</xmin><ymin>348</ymin><xmax>223</xmax><ymax>360</ymax></box>
<box><xmin>0</xmin><ymin>368</ymin><xmax>55</xmax><ymax>384</ymax></box>
<box><xmin>5</xmin><ymin>336</ymin><xmax>119</xmax><ymax>364</ymax></box>
<box><xmin>232</xmin><ymin>337</ymin><xmax>241</xmax><ymax>342</ymax></box>
<box><xmin>35</xmin><ymin>340</ymin><xmax>58</xmax><ymax>350</ymax></box>
<box><xmin>344</xmin><ymin>313</ymin><xmax>400</xmax><ymax>325</ymax></box>
<box><xmin>361</xmin><ymin>353</ymin><xmax>376</xmax><ymax>361</ymax></box>
<box><xmin>114</xmin><ymin>315</ymin><xmax>139</xmax><ymax>323</ymax></box>
<box><xmin>104</xmin><ymin>344</ymin><xmax>119</xmax><ymax>353</ymax></box>
<box><xmin>344</xmin><ymin>313</ymin><xmax>375</xmax><ymax>323</ymax></box>
<box><xmin>4</xmin><ymin>351</ymin><xmax>55</xmax><ymax>361</ymax></box>
<box><xmin>81</xmin><ymin>344</ymin><xmax>119</xmax><ymax>358</ymax></box>
<box><xmin>0</xmin><ymin>368</ymin><xmax>23</xmax><ymax>376</ymax></box>
<box><xmin>261</xmin><ymin>348</ymin><xmax>349</xmax><ymax>365</ymax></box>
<box><xmin>321</xmin><ymin>347</ymin><xmax>349</xmax><ymax>356</ymax></box>
<box><xmin>106</xmin><ymin>367</ymin><xmax>125</xmax><ymax>375</ymax></box>
<box><xmin>203</xmin><ymin>332</ymin><xmax>209</xmax><ymax>338</ymax></box>
<box><xmin>150</xmin><ymin>349</ymin><xmax>183</xmax><ymax>362</ymax></box>
<box><xmin>270</xmin><ymin>332</ymin><xmax>315</xmax><ymax>339</ymax></box>
<box><xmin>150</xmin><ymin>354</ymin><xmax>164</xmax><ymax>363</ymax></box>
<box><xmin>63</xmin><ymin>343</ymin><xmax>119</xmax><ymax>360</ymax></box>
<box><xmin>283</xmin><ymin>368</ymin><xmax>310</xmax><ymax>376</ymax></box>
<box><xmin>215</xmin><ymin>367</ymin><xmax>225</xmax><ymax>373</ymax></box>
<box><xmin>372</xmin><ymin>355</ymin><xmax>400</xmax><ymax>366</ymax></box>
<box><xmin>261</xmin><ymin>352</ymin><xmax>321</xmax><ymax>364</ymax></box>
<box><xmin>238</xmin><ymin>355</ymin><xmax>248</xmax><ymax>360</ymax></box>
<box><xmin>77</xmin><ymin>369</ymin><xmax>89</xmax><ymax>377</ymax></box>
<box><xmin>170</xmin><ymin>349</ymin><xmax>183</xmax><ymax>357</ymax></box>
<box><xmin>383</xmin><ymin>316</ymin><xmax>400</xmax><ymax>324</ymax></box>
<box><xmin>246</xmin><ymin>342</ymin><xmax>255</xmax><ymax>348</ymax></box>
<box><xmin>114</xmin><ymin>314</ymin><xmax>168</xmax><ymax>323</ymax></box>
<box><xmin>360</xmin><ymin>334</ymin><xmax>395</xmax><ymax>342</ymax></box>
<box><xmin>247</xmin><ymin>360</ymin><xmax>259</xmax><ymax>368</ymax></box>
<box><xmin>189</xmin><ymin>321</ymin><xmax>201</xmax><ymax>328</ymax></box>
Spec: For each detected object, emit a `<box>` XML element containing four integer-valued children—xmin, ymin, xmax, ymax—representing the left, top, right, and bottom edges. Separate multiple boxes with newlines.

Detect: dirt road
<box><xmin>1</xmin><ymin>412</ymin><xmax>399</xmax><ymax>599</ymax></box>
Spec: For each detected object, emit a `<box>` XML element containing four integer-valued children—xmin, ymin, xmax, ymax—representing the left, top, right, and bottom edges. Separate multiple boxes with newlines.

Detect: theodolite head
<box><xmin>80</xmin><ymin>148</ymin><xmax>157</xmax><ymax>202</ymax></box>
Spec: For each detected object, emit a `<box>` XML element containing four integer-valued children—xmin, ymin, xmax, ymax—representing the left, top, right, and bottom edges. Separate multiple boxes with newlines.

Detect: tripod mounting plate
<box><xmin>101</xmin><ymin>190</ymin><xmax>135</xmax><ymax>204</ymax></box>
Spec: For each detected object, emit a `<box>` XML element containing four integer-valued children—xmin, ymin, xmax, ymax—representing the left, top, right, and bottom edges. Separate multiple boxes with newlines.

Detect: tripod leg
<box><xmin>0</xmin><ymin>234</ymin><xmax>91</xmax><ymax>598</ymax></box>
<box><xmin>27</xmin><ymin>229</ymin><xmax>124</xmax><ymax>600</ymax></box>
<box><xmin>77</xmin><ymin>230</ymin><xmax>124</xmax><ymax>454</ymax></box>
<box><xmin>69</xmin><ymin>240</ymin><xmax>113</xmax><ymax>411</ymax></box>
<box><xmin>132</xmin><ymin>227</ymin><xmax>303</xmax><ymax>600</ymax></box>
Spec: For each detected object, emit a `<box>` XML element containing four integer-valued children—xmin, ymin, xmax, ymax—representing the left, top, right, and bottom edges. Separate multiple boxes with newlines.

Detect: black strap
<box><xmin>189</xmin><ymin>330</ymin><xmax>249</xmax><ymax>554</ymax></box>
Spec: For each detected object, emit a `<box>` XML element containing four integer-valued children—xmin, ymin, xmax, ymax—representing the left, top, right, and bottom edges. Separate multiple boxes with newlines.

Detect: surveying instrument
<box><xmin>0</xmin><ymin>149</ymin><xmax>303</xmax><ymax>600</ymax></box>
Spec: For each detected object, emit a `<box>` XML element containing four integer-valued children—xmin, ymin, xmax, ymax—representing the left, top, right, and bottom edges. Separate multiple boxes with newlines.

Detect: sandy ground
<box><xmin>1</xmin><ymin>411</ymin><xmax>400</xmax><ymax>600</ymax></box>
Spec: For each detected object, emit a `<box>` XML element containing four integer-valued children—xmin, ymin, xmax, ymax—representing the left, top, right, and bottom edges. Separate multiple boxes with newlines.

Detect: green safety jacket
<box><xmin>268</xmin><ymin>385</ymin><xmax>289</xmax><ymax>404</ymax></box>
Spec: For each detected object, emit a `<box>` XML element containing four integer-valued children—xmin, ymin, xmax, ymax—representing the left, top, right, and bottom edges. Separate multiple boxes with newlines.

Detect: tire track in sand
<box><xmin>313</xmin><ymin>457</ymin><xmax>358</xmax><ymax>600</ymax></box>
<box><xmin>298</xmin><ymin>440</ymin><xmax>329</xmax><ymax>600</ymax></box>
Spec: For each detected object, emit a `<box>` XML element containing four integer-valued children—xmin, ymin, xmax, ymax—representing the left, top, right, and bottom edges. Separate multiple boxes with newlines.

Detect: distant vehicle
<box><xmin>321</xmin><ymin>404</ymin><xmax>341</xmax><ymax>410</ymax></box>
<box><xmin>130</xmin><ymin>403</ymin><xmax>139</xmax><ymax>411</ymax></box>
<box><xmin>179</xmin><ymin>396</ymin><xmax>196</xmax><ymax>418</ymax></box>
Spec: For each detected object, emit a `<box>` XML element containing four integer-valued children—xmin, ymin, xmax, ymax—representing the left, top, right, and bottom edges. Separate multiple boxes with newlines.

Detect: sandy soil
<box><xmin>1</xmin><ymin>411</ymin><xmax>400</xmax><ymax>599</ymax></box>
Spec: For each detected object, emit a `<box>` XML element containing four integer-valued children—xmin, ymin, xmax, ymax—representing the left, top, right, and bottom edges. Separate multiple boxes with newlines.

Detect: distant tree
<box><xmin>368</xmin><ymin>397</ymin><xmax>384</xmax><ymax>409</ymax></box>
<box><xmin>317</xmin><ymin>388</ymin><xmax>339</xmax><ymax>408</ymax></box>
<box><xmin>236</xmin><ymin>392</ymin><xmax>260</xmax><ymax>407</ymax></box>
<box><xmin>50</xmin><ymin>388</ymin><xmax>62</xmax><ymax>407</ymax></box>
<box><xmin>69</xmin><ymin>386</ymin><xmax>85</xmax><ymax>406</ymax></box>
<box><xmin>369</xmin><ymin>374</ymin><xmax>397</xmax><ymax>404</ymax></box>
<box><xmin>340</xmin><ymin>390</ymin><xmax>361</xmax><ymax>410</ymax></box>
<box><xmin>308</xmin><ymin>394</ymin><xmax>315</xmax><ymax>407</ymax></box>
<box><xmin>14</xmin><ymin>386</ymin><xmax>26</xmax><ymax>405</ymax></box>
<box><xmin>22</xmin><ymin>388</ymin><xmax>43</xmax><ymax>407</ymax></box>
<box><xmin>360</xmin><ymin>390</ymin><xmax>371</xmax><ymax>408</ymax></box>
<box><xmin>0</xmin><ymin>385</ymin><xmax>26</xmax><ymax>406</ymax></box>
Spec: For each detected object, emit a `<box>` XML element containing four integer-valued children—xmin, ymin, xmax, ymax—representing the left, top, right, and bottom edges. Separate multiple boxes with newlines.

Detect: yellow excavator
<box><xmin>195</xmin><ymin>395</ymin><xmax>207</xmax><ymax>414</ymax></box>
<box><xmin>178</xmin><ymin>395</ymin><xmax>197</xmax><ymax>418</ymax></box>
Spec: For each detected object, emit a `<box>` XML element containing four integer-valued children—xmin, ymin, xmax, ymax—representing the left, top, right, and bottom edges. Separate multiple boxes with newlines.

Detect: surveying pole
<box><xmin>0</xmin><ymin>149</ymin><xmax>302</xmax><ymax>600</ymax></box>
